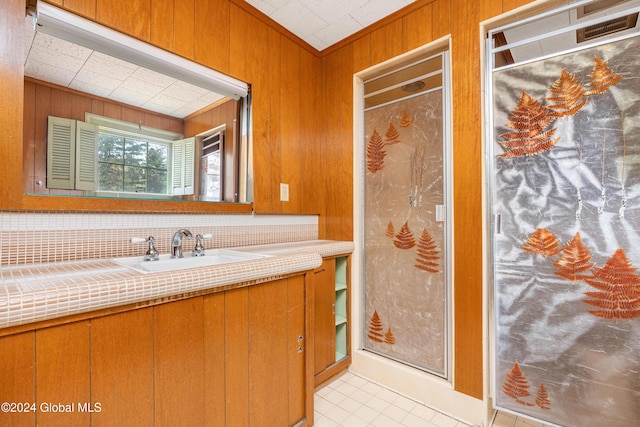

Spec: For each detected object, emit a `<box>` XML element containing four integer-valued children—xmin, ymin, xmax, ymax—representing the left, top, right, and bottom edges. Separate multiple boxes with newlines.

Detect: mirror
<box><xmin>23</xmin><ymin>3</ymin><xmax>252</xmax><ymax>205</ymax></box>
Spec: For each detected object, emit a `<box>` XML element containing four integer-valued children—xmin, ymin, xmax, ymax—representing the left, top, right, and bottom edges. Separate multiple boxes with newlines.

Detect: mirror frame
<box><xmin>5</xmin><ymin>2</ymin><xmax>253</xmax><ymax>214</ymax></box>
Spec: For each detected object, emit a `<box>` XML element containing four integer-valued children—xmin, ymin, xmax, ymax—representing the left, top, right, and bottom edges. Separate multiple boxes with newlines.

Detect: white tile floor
<box><xmin>314</xmin><ymin>371</ymin><xmax>556</xmax><ymax>427</ymax></box>
<box><xmin>314</xmin><ymin>371</ymin><xmax>472</xmax><ymax>427</ymax></box>
<box><xmin>490</xmin><ymin>411</ymin><xmax>554</xmax><ymax>427</ymax></box>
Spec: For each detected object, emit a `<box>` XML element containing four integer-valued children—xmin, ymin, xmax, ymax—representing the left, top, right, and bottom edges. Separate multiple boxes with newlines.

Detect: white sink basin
<box><xmin>113</xmin><ymin>249</ymin><xmax>270</xmax><ymax>274</ymax></box>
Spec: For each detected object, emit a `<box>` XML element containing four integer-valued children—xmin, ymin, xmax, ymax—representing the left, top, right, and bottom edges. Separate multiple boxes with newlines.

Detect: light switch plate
<box><xmin>280</xmin><ymin>183</ymin><xmax>289</xmax><ymax>201</ymax></box>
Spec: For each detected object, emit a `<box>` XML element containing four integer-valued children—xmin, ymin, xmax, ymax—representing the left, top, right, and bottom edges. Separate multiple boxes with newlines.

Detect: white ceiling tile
<box><xmin>142</xmin><ymin>93</ymin><xmax>187</xmax><ymax>112</ymax></box>
<box><xmin>109</xmin><ymin>86</ymin><xmax>149</xmax><ymax>107</ymax></box>
<box><xmin>33</xmin><ymin>32</ymin><xmax>92</xmax><ymax>60</ymax></box>
<box><xmin>313</xmin><ymin>14</ymin><xmax>363</xmax><ymax>46</ymax></box>
<box><xmin>130</xmin><ymin>67</ymin><xmax>177</xmax><ymax>88</ymax></box>
<box><xmin>299</xmin><ymin>0</ymin><xmax>368</xmax><ymax>23</ymax></box>
<box><xmin>283</xmin><ymin>11</ymin><xmax>328</xmax><ymax>39</ymax></box>
<box><xmin>349</xmin><ymin>0</ymin><xmax>410</xmax><ymax>28</ymax></box>
<box><xmin>82</xmin><ymin>52</ymin><xmax>136</xmax><ymax>81</ymax></box>
<box><xmin>72</xmin><ymin>67</ymin><xmax>125</xmax><ymax>93</ymax></box>
<box><xmin>68</xmin><ymin>80</ymin><xmax>115</xmax><ymax>98</ymax></box>
<box><xmin>24</xmin><ymin>58</ymin><xmax>76</xmax><ymax>86</ymax></box>
<box><xmin>28</xmin><ymin>42</ymin><xmax>87</xmax><ymax>73</ymax></box>
<box><xmin>118</xmin><ymin>76</ymin><xmax>165</xmax><ymax>99</ymax></box>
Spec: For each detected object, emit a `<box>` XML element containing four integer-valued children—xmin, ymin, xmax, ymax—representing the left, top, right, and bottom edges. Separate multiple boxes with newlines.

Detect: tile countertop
<box><xmin>0</xmin><ymin>240</ymin><xmax>354</xmax><ymax>330</ymax></box>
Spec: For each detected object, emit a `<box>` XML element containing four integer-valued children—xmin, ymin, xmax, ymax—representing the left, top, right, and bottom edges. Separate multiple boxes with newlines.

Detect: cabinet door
<box><xmin>248</xmin><ymin>279</ymin><xmax>289</xmax><ymax>426</ymax></box>
<box><xmin>203</xmin><ymin>292</ymin><xmax>225</xmax><ymax>427</ymax></box>
<box><xmin>312</xmin><ymin>259</ymin><xmax>336</xmax><ymax>375</ymax></box>
<box><xmin>225</xmin><ymin>287</ymin><xmax>249</xmax><ymax>427</ymax></box>
<box><xmin>154</xmin><ymin>297</ymin><xmax>204</xmax><ymax>427</ymax></box>
<box><xmin>287</xmin><ymin>275</ymin><xmax>307</xmax><ymax>425</ymax></box>
<box><xmin>91</xmin><ymin>308</ymin><xmax>153</xmax><ymax>427</ymax></box>
<box><xmin>36</xmin><ymin>321</ymin><xmax>91</xmax><ymax>427</ymax></box>
<box><xmin>0</xmin><ymin>332</ymin><xmax>36</xmax><ymax>426</ymax></box>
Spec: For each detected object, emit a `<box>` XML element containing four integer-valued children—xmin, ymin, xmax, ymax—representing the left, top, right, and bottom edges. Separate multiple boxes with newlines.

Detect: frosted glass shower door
<box><xmin>362</xmin><ymin>52</ymin><xmax>450</xmax><ymax>377</ymax></box>
<box><xmin>488</xmin><ymin>3</ymin><xmax>640</xmax><ymax>425</ymax></box>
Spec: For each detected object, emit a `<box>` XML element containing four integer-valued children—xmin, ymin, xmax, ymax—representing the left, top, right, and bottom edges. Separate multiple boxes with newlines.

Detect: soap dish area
<box><xmin>112</xmin><ymin>249</ymin><xmax>271</xmax><ymax>274</ymax></box>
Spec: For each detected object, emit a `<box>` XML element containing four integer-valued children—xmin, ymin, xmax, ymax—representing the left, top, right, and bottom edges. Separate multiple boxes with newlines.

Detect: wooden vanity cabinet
<box><xmin>311</xmin><ymin>255</ymin><xmax>351</xmax><ymax>387</ymax></box>
<box><xmin>0</xmin><ymin>275</ymin><xmax>312</xmax><ymax>427</ymax></box>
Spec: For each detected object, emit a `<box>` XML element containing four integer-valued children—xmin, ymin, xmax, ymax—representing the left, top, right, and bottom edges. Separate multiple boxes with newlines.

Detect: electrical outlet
<box><xmin>280</xmin><ymin>183</ymin><xmax>289</xmax><ymax>202</ymax></box>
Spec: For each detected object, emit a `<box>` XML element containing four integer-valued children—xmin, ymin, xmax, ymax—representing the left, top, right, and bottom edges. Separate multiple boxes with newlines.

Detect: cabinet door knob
<box><xmin>297</xmin><ymin>335</ymin><xmax>304</xmax><ymax>343</ymax></box>
<box><xmin>297</xmin><ymin>347</ymin><xmax>303</xmax><ymax>353</ymax></box>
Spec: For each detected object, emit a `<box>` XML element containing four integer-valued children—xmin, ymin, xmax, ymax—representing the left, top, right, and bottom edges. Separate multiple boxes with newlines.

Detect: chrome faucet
<box><xmin>171</xmin><ymin>229</ymin><xmax>192</xmax><ymax>258</ymax></box>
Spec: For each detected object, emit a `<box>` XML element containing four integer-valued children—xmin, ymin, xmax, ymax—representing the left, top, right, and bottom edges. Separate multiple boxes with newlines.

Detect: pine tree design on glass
<box><xmin>583</xmin><ymin>248</ymin><xmax>640</xmax><ymax>323</ymax></box>
<box><xmin>368</xmin><ymin>310</ymin><xmax>385</xmax><ymax>342</ymax></box>
<box><xmin>553</xmin><ymin>232</ymin><xmax>595</xmax><ymax>281</ymax></box>
<box><xmin>503</xmin><ymin>361</ymin><xmax>535</xmax><ymax>407</ymax></box>
<box><xmin>535</xmin><ymin>384</ymin><xmax>552</xmax><ymax>410</ymax></box>
<box><xmin>415</xmin><ymin>228</ymin><xmax>440</xmax><ymax>273</ymax></box>
<box><xmin>399</xmin><ymin>110</ymin><xmax>413</xmax><ymax>128</ymax></box>
<box><xmin>546</xmin><ymin>69</ymin><xmax>588</xmax><ymax>118</ymax></box>
<box><xmin>503</xmin><ymin>361</ymin><xmax>553</xmax><ymax>409</ymax></box>
<box><xmin>584</xmin><ymin>57</ymin><xmax>622</xmax><ymax>95</ymax></box>
<box><xmin>385</xmin><ymin>220</ymin><xmax>395</xmax><ymax>238</ymax></box>
<box><xmin>385</xmin><ymin>123</ymin><xmax>400</xmax><ymax>144</ymax></box>
<box><xmin>393</xmin><ymin>221</ymin><xmax>416</xmax><ymax>249</ymax></box>
<box><xmin>521</xmin><ymin>227</ymin><xmax>562</xmax><ymax>257</ymax></box>
<box><xmin>384</xmin><ymin>327</ymin><xmax>396</xmax><ymax>344</ymax></box>
<box><xmin>367</xmin><ymin>311</ymin><xmax>396</xmax><ymax>345</ymax></box>
<box><xmin>498</xmin><ymin>90</ymin><xmax>560</xmax><ymax>158</ymax></box>
<box><xmin>366</xmin><ymin>129</ymin><xmax>386</xmax><ymax>173</ymax></box>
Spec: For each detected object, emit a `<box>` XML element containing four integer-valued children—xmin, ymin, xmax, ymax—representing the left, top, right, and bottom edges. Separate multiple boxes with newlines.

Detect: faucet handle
<box><xmin>131</xmin><ymin>236</ymin><xmax>160</xmax><ymax>261</ymax></box>
<box><xmin>192</xmin><ymin>234</ymin><xmax>211</xmax><ymax>257</ymax></box>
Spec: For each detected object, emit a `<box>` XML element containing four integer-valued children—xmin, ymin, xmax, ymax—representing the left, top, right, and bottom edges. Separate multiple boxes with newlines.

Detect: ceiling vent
<box><xmin>577</xmin><ymin>12</ymin><xmax>639</xmax><ymax>42</ymax></box>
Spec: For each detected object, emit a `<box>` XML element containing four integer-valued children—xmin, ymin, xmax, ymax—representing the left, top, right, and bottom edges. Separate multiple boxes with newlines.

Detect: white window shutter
<box><xmin>172</xmin><ymin>137</ymin><xmax>195</xmax><ymax>196</ymax></box>
<box><xmin>183</xmin><ymin>137</ymin><xmax>195</xmax><ymax>195</ymax></box>
<box><xmin>172</xmin><ymin>139</ymin><xmax>185</xmax><ymax>195</ymax></box>
<box><xmin>47</xmin><ymin>116</ymin><xmax>76</xmax><ymax>189</ymax></box>
<box><xmin>75</xmin><ymin>121</ymin><xmax>98</xmax><ymax>191</ymax></box>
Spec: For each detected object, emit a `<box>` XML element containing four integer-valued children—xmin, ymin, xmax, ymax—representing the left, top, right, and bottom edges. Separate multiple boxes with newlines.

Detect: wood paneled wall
<box><xmin>0</xmin><ymin>0</ymin><xmax>539</xmax><ymax>400</ymax></box>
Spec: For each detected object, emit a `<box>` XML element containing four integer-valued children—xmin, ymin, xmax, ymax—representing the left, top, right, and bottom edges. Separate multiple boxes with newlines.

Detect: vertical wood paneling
<box><xmin>36</xmin><ymin>321</ymin><xmax>91</xmax><ymax>426</ymax></box>
<box><xmin>503</xmin><ymin>0</ymin><xmax>532</xmax><ymax>12</ymax></box>
<box><xmin>96</xmin><ymin>0</ymin><xmax>151</xmax><ymax>41</ymax></box>
<box><xmin>232</xmin><ymin>7</ymin><xmax>274</xmax><ymax>210</ymax></box>
<box><xmin>287</xmin><ymin>275</ymin><xmax>307</xmax><ymax>425</ymax></box>
<box><xmin>173</xmin><ymin>0</ymin><xmax>195</xmax><ymax>59</ymax></box>
<box><xmin>225</xmin><ymin>288</ymin><xmax>249</xmax><ymax>426</ymax></box>
<box><xmin>248</xmin><ymin>279</ymin><xmax>288</xmax><ymax>426</ymax></box>
<box><xmin>370</xmin><ymin>19</ymin><xmax>404</xmax><ymax>66</ymax></box>
<box><xmin>34</xmin><ymin>84</ymin><xmax>51</xmax><ymax>194</ymax></box>
<box><xmin>451</xmin><ymin>0</ymin><xmax>484</xmax><ymax>399</ymax></box>
<box><xmin>150</xmin><ymin>0</ymin><xmax>174</xmax><ymax>51</ymax></box>
<box><xmin>352</xmin><ymin>35</ymin><xmax>372</xmax><ymax>73</ymax></box>
<box><xmin>432</xmin><ymin>0</ymin><xmax>452</xmax><ymax>40</ymax></box>
<box><xmin>0</xmin><ymin>332</ymin><xmax>35</xmax><ymax>426</ymax></box>
<box><xmin>121</xmin><ymin>108</ymin><xmax>145</xmax><ymax>127</ymax></box>
<box><xmin>280</xmin><ymin>37</ymin><xmax>302</xmax><ymax>213</ymax></box>
<box><xmin>71</xmin><ymin>94</ymin><xmax>91</xmax><ymax>122</ymax></box>
<box><xmin>203</xmin><ymin>293</ymin><xmax>225</xmax><ymax>427</ymax></box>
<box><xmin>229</xmin><ymin>4</ymin><xmax>248</xmax><ymax>82</ymax></box>
<box><xmin>195</xmin><ymin>0</ymin><xmax>230</xmax><ymax>74</ymax></box>
<box><xmin>339</xmin><ymin>45</ymin><xmax>354</xmax><ymax>241</ymax></box>
<box><xmin>91</xmin><ymin>309</ymin><xmax>154</xmax><ymax>427</ymax></box>
<box><xmin>403</xmin><ymin>4</ymin><xmax>434</xmax><ymax>52</ymax></box>
<box><xmin>322</xmin><ymin>50</ymin><xmax>343</xmax><ymax>239</ymax></box>
<box><xmin>299</xmin><ymin>48</ymin><xmax>324</xmax><ymax>215</ymax></box>
<box><xmin>265</xmin><ymin>28</ymin><xmax>284</xmax><ymax>212</ymax></box>
<box><xmin>23</xmin><ymin>80</ymin><xmax>36</xmax><ymax>194</ymax></box>
<box><xmin>154</xmin><ymin>298</ymin><xmax>204</xmax><ymax>426</ymax></box>
<box><xmin>62</xmin><ymin>0</ymin><xmax>96</xmax><ymax>19</ymax></box>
